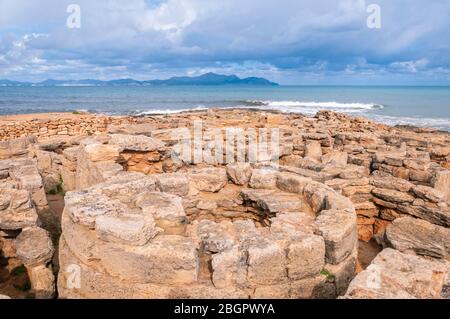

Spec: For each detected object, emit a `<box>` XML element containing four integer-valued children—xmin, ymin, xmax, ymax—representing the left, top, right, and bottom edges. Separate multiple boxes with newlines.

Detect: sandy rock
<box><xmin>136</xmin><ymin>192</ymin><xmax>187</xmax><ymax>235</ymax></box>
<box><xmin>211</xmin><ymin>246</ymin><xmax>241</xmax><ymax>289</ymax></box>
<box><xmin>303</xmin><ymin>181</ymin><xmax>331</xmax><ymax>213</ymax></box>
<box><xmin>249</xmin><ymin>168</ymin><xmax>278</xmax><ymax>189</ymax></box>
<box><xmin>226</xmin><ymin>163</ymin><xmax>252</xmax><ymax>185</ymax></box>
<box><xmin>276</xmin><ymin>172</ymin><xmax>312</xmax><ymax>194</ymax></box>
<box><xmin>370</xmin><ymin>174</ymin><xmax>414</xmax><ymax>192</ymax></box>
<box><xmin>247</xmin><ymin>237</ymin><xmax>287</xmax><ymax>285</ymax></box>
<box><xmin>321</xmin><ymin>151</ymin><xmax>348</xmax><ymax>166</ymax></box>
<box><xmin>372</xmin><ymin>188</ymin><xmax>415</xmax><ymax>204</ymax></box>
<box><xmin>287</xmin><ymin>233</ymin><xmax>325</xmax><ymax>280</ymax></box>
<box><xmin>155</xmin><ymin>173</ymin><xmax>189</xmax><ymax>196</ymax></box>
<box><xmin>29</xmin><ymin>265</ymin><xmax>56</xmax><ymax>299</ymax></box>
<box><xmin>304</xmin><ymin>140</ymin><xmax>322</xmax><ymax>161</ymax></box>
<box><xmin>96</xmin><ymin>213</ymin><xmax>161</xmax><ymax>246</ymax></box>
<box><xmin>84</xmin><ymin>143</ymin><xmax>120</xmax><ymax>162</ymax></box>
<box><xmin>0</xmin><ymin>188</ymin><xmax>38</xmax><ymax>230</ymax></box>
<box><xmin>315</xmin><ymin>209</ymin><xmax>357</xmax><ymax>264</ymax></box>
<box><xmin>64</xmin><ymin>190</ymin><xmax>128</xmax><ymax>228</ymax></box>
<box><xmin>9</xmin><ymin>164</ymin><xmax>43</xmax><ymax>191</ymax></box>
<box><xmin>412</xmin><ymin>185</ymin><xmax>446</xmax><ymax>203</ymax></box>
<box><xmin>100</xmin><ymin>235</ymin><xmax>199</xmax><ymax>285</ymax></box>
<box><xmin>193</xmin><ymin>220</ymin><xmax>235</xmax><ymax>253</ymax></box>
<box><xmin>385</xmin><ymin>216</ymin><xmax>450</xmax><ymax>258</ymax></box>
<box><xmin>110</xmin><ymin>134</ymin><xmax>165</xmax><ymax>152</ymax></box>
<box><xmin>344</xmin><ymin>248</ymin><xmax>448</xmax><ymax>299</ymax></box>
<box><xmin>189</xmin><ymin>167</ymin><xmax>228</xmax><ymax>192</ymax></box>
<box><xmin>15</xmin><ymin>227</ymin><xmax>54</xmax><ymax>266</ymax></box>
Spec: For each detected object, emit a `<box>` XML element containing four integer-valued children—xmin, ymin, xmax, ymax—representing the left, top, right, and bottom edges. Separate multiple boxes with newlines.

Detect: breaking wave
<box><xmin>239</xmin><ymin>100</ymin><xmax>383</xmax><ymax>114</ymax></box>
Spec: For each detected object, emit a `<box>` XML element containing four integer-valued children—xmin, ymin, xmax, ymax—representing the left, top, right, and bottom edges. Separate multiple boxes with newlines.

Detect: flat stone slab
<box><xmin>385</xmin><ymin>216</ymin><xmax>450</xmax><ymax>258</ymax></box>
<box><xmin>96</xmin><ymin>213</ymin><xmax>161</xmax><ymax>246</ymax></box>
<box><xmin>110</xmin><ymin>134</ymin><xmax>165</xmax><ymax>152</ymax></box>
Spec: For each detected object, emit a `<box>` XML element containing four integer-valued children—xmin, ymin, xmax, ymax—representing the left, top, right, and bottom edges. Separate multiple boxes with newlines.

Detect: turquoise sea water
<box><xmin>0</xmin><ymin>86</ymin><xmax>450</xmax><ymax>131</ymax></box>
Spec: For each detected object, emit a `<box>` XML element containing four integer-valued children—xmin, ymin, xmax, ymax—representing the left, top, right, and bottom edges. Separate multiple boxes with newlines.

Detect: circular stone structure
<box><xmin>58</xmin><ymin>162</ymin><xmax>358</xmax><ymax>299</ymax></box>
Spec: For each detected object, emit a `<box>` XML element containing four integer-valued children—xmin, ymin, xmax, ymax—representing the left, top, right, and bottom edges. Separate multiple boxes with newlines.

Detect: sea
<box><xmin>1</xmin><ymin>85</ymin><xmax>450</xmax><ymax>131</ymax></box>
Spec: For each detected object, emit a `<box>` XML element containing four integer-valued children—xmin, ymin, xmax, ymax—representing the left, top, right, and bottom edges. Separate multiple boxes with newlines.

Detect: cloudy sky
<box><xmin>0</xmin><ymin>0</ymin><xmax>450</xmax><ymax>85</ymax></box>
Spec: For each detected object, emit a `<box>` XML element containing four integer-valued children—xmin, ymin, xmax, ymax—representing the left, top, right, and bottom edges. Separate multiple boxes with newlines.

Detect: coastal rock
<box><xmin>0</xmin><ymin>188</ymin><xmax>38</xmax><ymax>230</ymax></box>
<box><xmin>315</xmin><ymin>209</ymin><xmax>357</xmax><ymax>264</ymax></box>
<box><xmin>189</xmin><ymin>167</ymin><xmax>227</xmax><ymax>192</ymax></box>
<box><xmin>29</xmin><ymin>265</ymin><xmax>56</xmax><ymax>299</ymax></box>
<box><xmin>249</xmin><ymin>168</ymin><xmax>278</xmax><ymax>189</ymax></box>
<box><xmin>372</xmin><ymin>188</ymin><xmax>415</xmax><ymax>204</ymax></box>
<box><xmin>95</xmin><ymin>213</ymin><xmax>161</xmax><ymax>246</ymax></box>
<box><xmin>412</xmin><ymin>185</ymin><xmax>446</xmax><ymax>203</ymax></box>
<box><xmin>135</xmin><ymin>192</ymin><xmax>187</xmax><ymax>235</ymax></box>
<box><xmin>110</xmin><ymin>134</ymin><xmax>165</xmax><ymax>152</ymax></box>
<box><xmin>304</xmin><ymin>140</ymin><xmax>322</xmax><ymax>161</ymax></box>
<box><xmin>370</xmin><ymin>173</ymin><xmax>414</xmax><ymax>192</ymax></box>
<box><xmin>84</xmin><ymin>143</ymin><xmax>121</xmax><ymax>162</ymax></box>
<box><xmin>287</xmin><ymin>233</ymin><xmax>325</xmax><ymax>280</ymax></box>
<box><xmin>344</xmin><ymin>248</ymin><xmax>448</xmax><ymax>299</ymax></box>
<box><xmin>15</xmin><ymin>227</ymin><xmax>54</xmax><ymax>266</ymax></box>
<box><xmin>385</xmin><ymin>216</ymin><xmax>450</xmax><ymax>258</ymax></box>
<box><xmin>247</xmin><ymin>237</ymin><xmax>287</xmax><ymax>285</ymax></box>
<box><xmin>276</xmin><ymin>172</ymin><xmax>312</xmax><ymax>194</ymax></box>
<box><xmin>226</xmin><ymin>163</ymin><xmax>252</xmax><ymax>185</ymax></box>
<box><xmin>155</xmin><ymin>173</ymin><xmax>189</xmax><ymax>196</ymax></box>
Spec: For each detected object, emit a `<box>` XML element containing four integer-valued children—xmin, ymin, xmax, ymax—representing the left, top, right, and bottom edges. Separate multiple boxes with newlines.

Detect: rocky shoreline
<box><xmin>0</xmin><ymin>108</ymin><xmax>449</xmax><ymax>299</ymax></box>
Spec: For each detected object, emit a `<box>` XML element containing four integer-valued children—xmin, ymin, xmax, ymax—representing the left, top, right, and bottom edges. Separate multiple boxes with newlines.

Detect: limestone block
<box><xmin>15</xmin><ymin>227</ymin><xmax>54</xmax><ymax>267</ymax></box>
<box><xmin>226</xmin><ymin>163</ymin><xmax>252</xmax><ymax>185</ymax></box>
<box><xmin>315</xmin><ymin>209</ymin><xmax>357</xmax><ymax>264</ymax></box>
<box><xmin>249</xmin><ymin>168</ymin><xmax>278</xmax><ymax>189</ymax></box>
<box><xmin>385</xmin><ymin>216</ymin><xmax>450</xmax><ymax>258</ymax></box>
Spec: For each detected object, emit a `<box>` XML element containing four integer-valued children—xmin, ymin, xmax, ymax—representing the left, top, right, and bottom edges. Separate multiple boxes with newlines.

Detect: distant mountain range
<box><xmin>0</xmin><ymin>73</ymin><xmax>278</xmax><ymax>87</ymax></box>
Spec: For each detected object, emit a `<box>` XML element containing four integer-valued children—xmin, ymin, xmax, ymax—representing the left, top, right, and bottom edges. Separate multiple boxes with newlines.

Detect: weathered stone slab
<box><xmin>189</xmin><ymin>167</ymin><xmax>228</xmax><ymax>192</ymax></box>
<box><xmin>155</xmin><ymin>173</ymin><xmax>189</xmax><ymax>196</ymax></box>
<box><xmin>110</xmin><ymin>134</ymin><xmax>165</xmax><ymax>152</ymax></box>
<box><xmin>315</xmin><ymin>209</ymin><xmax>357</xmax><ymax>264</ymax></box>
<box><xmin>385</xmin><ymin>216</ymin><xmax>450</xmax><ymax>258</ymax></box>
<box><xmin>344</xmin><ymin>248</ymin><xmax>448</xmax><ymax>299</ymax></box>
<box><xmin>96</xmin><ymin>213</ymin><xmax>161</xmax><ymax>246</ymax></box>
<box><xmin>372</xmin><ymin>188</ymin><xmax>414</xmax><ymax>204</ymax></box>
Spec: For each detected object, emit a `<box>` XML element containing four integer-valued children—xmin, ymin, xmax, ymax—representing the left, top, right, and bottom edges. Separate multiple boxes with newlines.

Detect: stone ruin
<box><xmin>1</xmin><ymin>138</ymin><xmax>55</xmax><ymax>298</ymax></box>
<box><xmin>1</xmin><ymin>109</ymin><xmax>449</xmax><ymax>299</ymax></box>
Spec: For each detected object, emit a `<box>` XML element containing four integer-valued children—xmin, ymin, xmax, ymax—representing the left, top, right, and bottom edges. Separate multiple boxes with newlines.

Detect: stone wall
<box><xmin>0</xmin><ymin>114</ymin><xmax>136</xmax><ymax>141</ymax></box>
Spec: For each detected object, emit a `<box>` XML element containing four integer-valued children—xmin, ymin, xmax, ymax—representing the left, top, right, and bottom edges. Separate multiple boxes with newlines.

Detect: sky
<box><xmin>0</xmin><ymin>0</ymin><xmax>450</xmax><ymax>85</ymax></box>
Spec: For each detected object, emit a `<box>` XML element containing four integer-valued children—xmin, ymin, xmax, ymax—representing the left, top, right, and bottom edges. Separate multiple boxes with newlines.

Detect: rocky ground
<box><xmin>0</xmin><ymin>108</ymin><xmax>449</xmax><ymax>299</ymax></box>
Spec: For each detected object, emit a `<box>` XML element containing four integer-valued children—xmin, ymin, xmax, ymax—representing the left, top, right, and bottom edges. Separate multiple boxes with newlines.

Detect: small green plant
<box><xmin>14</xmin><ymin>281</ymin><xmax>31</xmax><ymax>292</ymax></box>
<box><xmin>320</xmin><ymin>269</ymin><xmax>336</xmax><ymax>281</ymax></box>
<box><xmin>57</xmin><ymin>175</ymin><xmax>65</xmax><ymax>195</ymax></box>
<box><xmin>11</xmin><ymin>265</ymin><xmax>27</xmax><ymax>276</ymax></box>
<box><xmin>47</xmin><ymin>188</ymin><xmax>57</xmax><ymax>195</ymax></box>
<box><xmin>72</xmin><ymin>111</ymin><xmax>81</xmax><ymax>115</ymax></box>
<box><xmin>47</xmin><ymin>176</ymin><xmax>65</xmax><ymax>195</ymax></box>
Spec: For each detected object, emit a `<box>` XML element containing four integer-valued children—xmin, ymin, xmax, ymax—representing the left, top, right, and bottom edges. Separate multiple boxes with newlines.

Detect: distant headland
<box><xmin>0</xmin><ymin>72</ymin><xmax>279</xmax><ymax>87</ymax></box>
